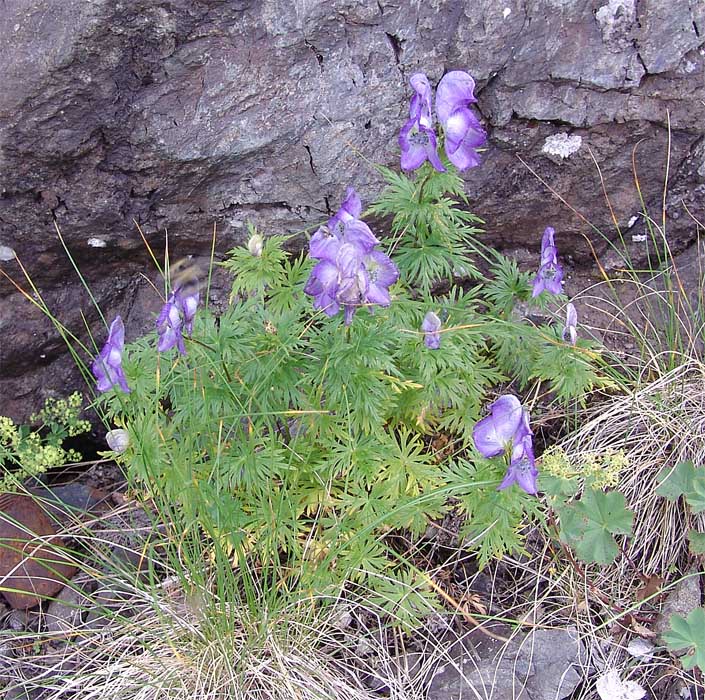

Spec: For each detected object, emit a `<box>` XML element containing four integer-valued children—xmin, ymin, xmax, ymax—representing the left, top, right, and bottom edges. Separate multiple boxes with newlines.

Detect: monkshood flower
<box><xmin>305</xmin><ymin>189</ymin><xmax>399</xmax><ymax>324</ymax></box>
<box><xmin>399</xmin><ymin>73</ymin><xmax>446</xmax><ymax>173</ymax></box>
<box><xmin>247</xmin><ymin>232</ymin><xmax>264</xmax><ymax>257</ymax></box>
<box><xmin>421</xmin><ymin>311</ymin><xmax>442</xmax><ymax>349</ymax></box>
<box><xmin>106</xmin><ymin>428</ymin><xmax>130</xmax><ymax>454</ymax></box>
<box><xmin>531</xmin><ymin>226</ymin><xmax>564</xmax><ymax>297</ymax></box>
<box><xmin>156</xmin><ymin>294</ymin><xmax>186</xmax><ymax>355</ymax></box>
<box><xmin>304</xmin><ymin>259</ymin><xmax>341</xmax><ymax>317</ymax></box>
<box><xmin>472</xmin><ymin>394</ymin><xmax>538</xmax><ymax>495</ymax></box>
<box><xmin>309</xmin><ymin>188</ymin><xmax>373</xmax><ymax>261</ymax></box>
<box><xmin>435</xmin><ymin>71</ymin><xmax>487</xmax><ymax>171</ymax></box>
<box><xmin>473</xmin><ymin>395</ymin><xmax>524</xmax><ymax>458</ymax></box>
<box><xmin>499</xmin><ymin>422</ymin><xmax>538</xmax><ymax>495</ymax></box>
<box><xmin>92</xmin><ymin>316</ymin><xmax>131</xmax><ymax>393</ymax></box>
<box><xmin>562</xmin><ymin>302</ymin><xmax>578</xmax><ymax>345</ymax></box>
<box><xmin>175</xmin><ymin>286</ymin><xmax>199</xmax><ymax>337</ymax></box>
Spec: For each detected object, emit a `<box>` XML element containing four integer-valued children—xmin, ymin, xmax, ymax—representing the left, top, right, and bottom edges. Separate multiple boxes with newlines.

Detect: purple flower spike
<box><xmin>435</xmin><ymin>71</ymin><xmax>487</xmax><ymax>171</ymax></box>
<box><xmin>421</xmin><ymin>311</ymin><xmax>442</xmax><ymax>349</ymax></box>
<box><xmin>541</xmin><ymin>226</ymin><xmax>556</xmax><ymax>251</ymax></box>
<box><xmin>92</xmin><ymin>316</ymin><xmax>131</xmax><ymax>394</ymax></box>
<box><xmin>562</xmin><ymin>302</ymin><xmax>578</xmax><ymax>345</ymax></box>
<box><xmin>399</xmin><ymin>73</ymin><xmax>446</xmax><ymax>173</ymax></box>
<box><xmin>532</xmin><ymin>226</ymin><xmax>564</xmax><ymax>297</ymax></box>
<box><xmin>499</xmin><ymin>431</ymin><xmax>539</xmax><ymax>495</ymax></box>
<box><xmin>175</xmin><ymin>287</ymin><xmax>199</xmax><ymax>337</ymax></box>
<box><xmin>305</xmin><ymin>189</ymin><xmax>398</xmax><ymax>324</ymax></box>
<box><xmin>309</xmin><ymin>188</ymin><xmax>374</xmax><ymax>262</ymax></box>
<box><xmin>472</xmin><ymin>395</ymin><xmax>524</xmax><ymax>458</ymax></box>
<box><xmin>156</xmin><ymin>295</ymin><xmax>186</xmax><ymax>355</ymax></box>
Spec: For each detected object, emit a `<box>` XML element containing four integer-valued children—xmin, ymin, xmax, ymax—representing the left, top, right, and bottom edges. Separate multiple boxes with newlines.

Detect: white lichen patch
<box><xmin>595</xmin><ymin>0</ymin><xmax>636</xmax><ymax>41</ymax></box>
<box><xmin>542</xmin><ymin>133</ymin><xmax>583</xmax><ymax>160</ymax></box>
<box><xmin>503</xmin><ymin>7</ymin><xmax>511</xmax><ymax>18</ymax></box>
<box><xmin>87</xmin><ymin>237</ymin><xmax>108</xmax><ymax>248</ymax></box>
<box><xmin>0</xmin><ymin>245</ymin><xmax>16</xmax><ymax>261</ymax></box>
<box><xmin>631</xmin><ymin>233</ymin><xmax>647</xmax><ymax>243</ymax></box>
<box><xmin>627</xmin><ymin>215</ymin><xmax>639</xmax><ymax>227</ymax></box>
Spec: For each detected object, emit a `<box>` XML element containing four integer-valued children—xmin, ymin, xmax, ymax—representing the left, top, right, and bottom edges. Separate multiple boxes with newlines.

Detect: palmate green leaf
<box><xmin>688</xmin><ymin>530</ymin><xmax>705</xmax><ymax>554</ymax></box>
<box><xmin>655</xmin><ymin>461</ymin><xmax>696</xmax><ymax>501</ymax></box>
<box><xmin>559</xmin><ymin>490</ymin><xmax>633</xmax><ymax>565</ymax></box>
<box><xmin>686</xmin><ymin>475</ymin><xmax>705</xmax><ymax>513</ymax></box>
<box><xmin>539</xmin><ymin>473</ymin><xmax>579</xmax><ymax>500</ymax></box>
<box><xmin>663</xmin><ymin>607</ymin><xmax>705</xmax><ymax>670</ymax></box>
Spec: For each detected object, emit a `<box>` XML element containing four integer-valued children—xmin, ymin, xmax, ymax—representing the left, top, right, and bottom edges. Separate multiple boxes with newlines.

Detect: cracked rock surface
<box><xmin>1</xmin><ymin>0</ymin><xmax>704</xmax><ymax>419</ymax></box>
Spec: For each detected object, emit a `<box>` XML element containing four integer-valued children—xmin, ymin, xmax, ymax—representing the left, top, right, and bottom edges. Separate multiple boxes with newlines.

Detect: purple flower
<box><xmin>363</xmin><ymin>250</ymin><xmax>399</xmax><ymax>307</ymax></box>
<box><xmin>562</xmin><ymin>302</ymin><xmax>578</xmax><ymax>345</ymax></box>
<box><xmin>304</xmin><ymin>260</ymin><xmax>341</xmax><ymax>317</ymax></box>
<box><xmin>305</xmin><ymin>190</ymin><xmax>399</xmax><ymax>325</ymax></box>
<box><xmin>421</xmin><ymin>311</ymin><xmax>442</xmax><ymax>349</ymax></box>
<box><xmin>399</xmin><ymin>73</ymin><xmax>446</xmax><ymax>173</ymax></box>
<box><xmin>473</xmin><ymin>394</ymin><xmax>538</xmax><ymax>496</ymax></box>
<box><xmin>92</xmin><ymin>316</ymin><xmax>131</xmax><ymax>393</ymax></box>
<box><xmin>156</xmin><ymin>295</ymin><xmax>186</xmax><ymax>355</ymax></box>
<box><xmin>499</xmin><ymin>430</ymin><xmax>538</xmax><ymax>495</ymax></box>
<box><xmin>309</xmin><ymin>188</ymin><xmax>369</xmax><ymax>261</ymax></box>
<box><xmin>473</xmin><ymin>395</ymin><xmax>524</xmax><ymax>458</ymax></box>
<box><xmin>435</xmin><ymin>71</ymin><xmax>487</xmax><ymax>171</ymax></box>
<box><xmin>532</xmin><ymin>226</ymin><xmax>564</xmax><ymax>297</ymax></box>
<box><xmin>175</xmin><ymin>287</ymin><xmax>199</xmax><ymax>337</ymax></box>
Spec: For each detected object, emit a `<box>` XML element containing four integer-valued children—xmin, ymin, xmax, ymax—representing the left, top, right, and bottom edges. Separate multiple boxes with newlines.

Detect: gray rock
<box><xmin>654</xmin><ymin>572</ymin><xmax>702</xmax><ymax>638</ymax></box>
<box><xmin>43</xmin><ymin>573</ymin><xmax>97</xmax><ymax>635</ymax></box>
<box><xmin>514</xmin><ymin>628</ymin><xmax>584</xmax><ymax>699</ymax></box>
<box><xmin>428</xmin><ymin>624</ymin><xmax>584</xmax><ymax>700</ymax></box>
<box><xmin>0</xmin><ymin>0</ymin><xmax>704</xmax><ymax>419</ymax></box>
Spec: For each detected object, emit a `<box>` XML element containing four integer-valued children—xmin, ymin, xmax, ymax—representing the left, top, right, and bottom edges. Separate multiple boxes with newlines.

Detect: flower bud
<box><xmin>247</xmin><ymin>233</ymin><xmax>264</xmax><ymax>257</ymax></box>
<box><xmin>106</xmin><ymin>428</ymin><xmax>130</xmax><ymax>453</ymax></box>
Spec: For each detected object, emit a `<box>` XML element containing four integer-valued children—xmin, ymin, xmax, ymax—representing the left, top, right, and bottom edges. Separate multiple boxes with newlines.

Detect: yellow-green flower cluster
<box><xmin>0</xmin><ymin>416</ymin><xmax>17</xmax><ymax>445</ymax></box>
<box><xmin>30</xmin><ymin>392</ymin><xmax>91</xmax><ymax>437</ymax></box>
<box><xmin>540</xmin><ymin>445</ymin><xmax>628</xmax><ymax>488</ymax></box>
<box><xmin>1</xmin><ymin>393</ymin><xmax>89</xmax><ymax>493</ymax></box>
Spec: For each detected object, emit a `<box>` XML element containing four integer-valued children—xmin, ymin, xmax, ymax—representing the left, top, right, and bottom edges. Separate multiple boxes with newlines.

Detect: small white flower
<box><xmin>106</xmin><ymin>428</ymin><xmax>130</xmax><ymax>453</ymax></box>
<box><xmin>596</xmin><ymin>670</ymin><xmax>646</xmax><ymax>700</ymax></box>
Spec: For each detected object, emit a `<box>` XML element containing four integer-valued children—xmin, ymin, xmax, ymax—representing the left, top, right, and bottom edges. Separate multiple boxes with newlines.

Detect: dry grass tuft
<box><xmin>559</xmin><ymin>357</ymin><xmax>705</xmax><ymax>577</ymax></box>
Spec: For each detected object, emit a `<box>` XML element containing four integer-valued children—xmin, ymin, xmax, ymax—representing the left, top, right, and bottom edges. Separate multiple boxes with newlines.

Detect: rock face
<box><xmin>1</xmin><ymin>0</ymin><xmax>704</xmax><ymax>420</ymax></box>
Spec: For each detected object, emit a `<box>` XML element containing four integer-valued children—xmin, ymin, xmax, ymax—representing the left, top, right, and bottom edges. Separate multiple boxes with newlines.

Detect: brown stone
<box><xmin>0</xmin><ymin>493</ymin><xmax>77</xmax><ymax>609</ymax></box>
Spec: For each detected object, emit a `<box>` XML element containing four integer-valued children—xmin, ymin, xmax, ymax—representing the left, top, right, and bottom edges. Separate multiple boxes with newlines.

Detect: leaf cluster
<box><xmin>95</xmin><ymin>167</ymin><xmax>608</xmax><ymax>617</ymax></box>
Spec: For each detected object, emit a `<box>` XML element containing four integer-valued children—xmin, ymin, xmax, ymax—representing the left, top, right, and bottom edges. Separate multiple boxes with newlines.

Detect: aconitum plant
<box><xmin>304</xmin><ymin>188</ymin><xmax>399</xmax><ymax>324</ymax></box>
<box><xmin>92</xmin><ymin>316</ymin><xmax>131</xmax><ymax>394</ymax></box>
<box><xmin>399</xmin><ymin>73</ymin><xmax>446</xmax><ymax>173</ymax></box>
<box><xmin>435</xmin><ymin>71</ymin><xmax>487</xmax><ymax>171</ymax></box>
<box><xmin>421</xmin><ymin>311</ymin><xmax>442</xmax><ymax>349</ymax></box>
<box><xmin>563</xmin><ymin>302</ymin><xmax>578</xmax><ymax>345</ymax></box>
<box><xmin>532</xmin><ymin>226</ymin><xmax>564</xmax><ymax>297</ymax></box>
<box><xmin>156</xmin><ymin>294</ymin><xmax>187</xmax><ymax>354</ymax></box>
<box><xmin>473</xmin><ymin>395</ymin><xmax>538</xmax><ymax>495</ymax></box>
<box><xmin>400</xmin><ymin>70</ymin><xmax>487</xmax><ymax>173</ymax></box>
